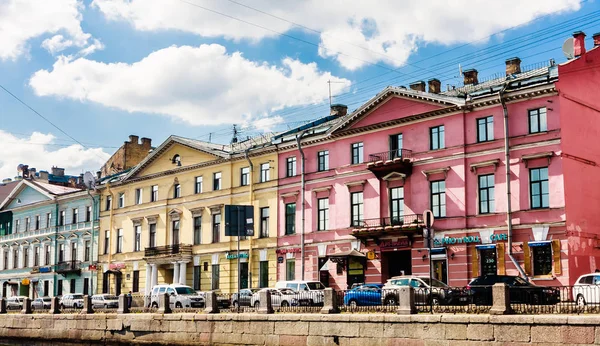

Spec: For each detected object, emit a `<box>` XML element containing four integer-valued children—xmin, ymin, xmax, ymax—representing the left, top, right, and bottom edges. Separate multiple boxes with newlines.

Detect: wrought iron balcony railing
<box><xmin>144</xmin><ymin>244</ymin><xmax>193</xmax><ymax>257</ymax></box>
<box><xmin>368</xmin><ymin>149</ymin><xmax>413</xmax><ymax>163</ymax></box>
<box><xmin>352</xmin><ymin>214</ymin><xmax>423</xmax><ymax>229</ymax></box>
<box><xmin>55</xmin><ymin>260</ymin><xmax>81</xmax><ymax>274</ymax></box>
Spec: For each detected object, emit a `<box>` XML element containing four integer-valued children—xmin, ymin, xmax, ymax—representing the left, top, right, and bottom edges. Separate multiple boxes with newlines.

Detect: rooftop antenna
<box><xmin>327</xmin><ymin>80</ymin><xmax>345</xmax><ymax>107</ymax></box>
<box><xmin>231</xmin><ymin>124</ymin><xmax>238</xmax><ymax>144</ymax></box>
<box><xmin>562</xmin><ymin>37</ymin><xmax>575</xmax><ymax>60</ymax></box>
<box><xmin>208</xmin><ymin>132</ymin><xmax>213</xmax><ymax>143</ymax></box>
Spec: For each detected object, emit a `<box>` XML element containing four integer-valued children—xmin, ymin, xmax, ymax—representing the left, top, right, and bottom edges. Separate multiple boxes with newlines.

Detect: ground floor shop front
<box><xmin>0</xmin><ymin>267</ymin><xmax>96</xmax><ymax>298</ymax></box>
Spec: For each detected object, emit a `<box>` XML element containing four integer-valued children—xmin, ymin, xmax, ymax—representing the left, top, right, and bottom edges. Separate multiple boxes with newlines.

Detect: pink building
<box><xmin>274</xmin><ymin>32</ymin><xmax>600</xmax><ymax>289</ymax></box>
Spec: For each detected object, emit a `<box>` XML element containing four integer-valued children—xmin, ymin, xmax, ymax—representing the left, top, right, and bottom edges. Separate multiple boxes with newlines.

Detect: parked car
<box><xmin>381</xmin><ymin>276</ymin><xmax>467</xmax><ymax>306</ymax></box>
<box><xmin>59</xmin><ymin>294</ymin><xmax>84</xmax><ymax>309</ymax></box>
<box><xmin>275</xmin><ymin>280</ymin><xmax>325</xmax><ymax>305</ymax></box>
<box><xmin>467</xmin><ymin>275</ymin><xmax>560</xmax><ymax>305</ymax></box>
<box><xmin>91</xmin><ymin>294</ymin><xmax>119</xmax><ymax>309</ymax></box>
<box><xmin>150</xmin><ymin>284</ymin><xmax>204</xmax><ymax>309</ymax></box>
<box><xmin>6</xmin><ymin>296</ymin><xmax>27</xmax><ymax>310</ymax></box>
<box><xmin>251</xmin><ymin>288</ymin><xmax>309</xmax><ymax>308</ymax></box>
<box><xmin>573</xmin><ymin>273</ymin><xmax>600</xmax><ymax>306</ymax></box>
<box><xmin>197</xmin><ymin>290</ymin><xmax>231</xmax><ymax>309</ymax></box>
<box><xmin>32</xmin><ymin>297</ymin><xmax>52</xmax><ymax>310</ymax></box>
<box><xmin>343</xmin><ymin>284</ymin><xmax>383</xmax><ymax>307</ymax></box>
<box><xmin>231</xmin><ymin>288</ymin><xmax>260</xmax><ymax>308</ymax></box>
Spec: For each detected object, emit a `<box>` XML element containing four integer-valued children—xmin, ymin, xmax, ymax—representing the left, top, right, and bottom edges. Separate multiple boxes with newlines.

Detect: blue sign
<box><xmin>39</xmin><ymin>267</ymin><xmax>51</xmax><ymax>273</ymax></box>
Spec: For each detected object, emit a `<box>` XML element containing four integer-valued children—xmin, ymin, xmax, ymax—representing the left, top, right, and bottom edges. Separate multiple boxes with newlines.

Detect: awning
<box><xmin>104</xmin><ymin>269</ymin><xmax>122</xmax><ymax>275</ymax></box>
<box><xmin>528</xmin><ymin>241</ymin><xmax>551</xmax><ymax>247</ymax></box>
<box><xmin>475</xmin><ymin>244</ymin><xmax>496</xmax><ymax>250</ymax></box>
<box><xmin>328</xmin><ymin>249</ymin><xmax>366</xmax><ymax>258</ymax></box>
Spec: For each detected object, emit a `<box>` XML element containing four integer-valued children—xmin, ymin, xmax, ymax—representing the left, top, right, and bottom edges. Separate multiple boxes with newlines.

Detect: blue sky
<box><xmin>1</xmin><ymin>0</ymin><xmax>599</xmax><ymax>179</ymax></box>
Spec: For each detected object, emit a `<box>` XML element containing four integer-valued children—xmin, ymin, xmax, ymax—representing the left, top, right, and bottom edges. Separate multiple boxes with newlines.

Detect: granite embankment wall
<box><xmin>1</xmin><ymin>313</ymin><xmax>600</xmax><ymax>345</ymax></box>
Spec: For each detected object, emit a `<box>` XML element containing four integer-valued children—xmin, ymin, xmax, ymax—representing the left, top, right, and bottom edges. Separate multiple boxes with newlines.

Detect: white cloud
<box><xmin>92</xmin><ymin>0</ymin><xmax>582</xmax><ymax>70</ymax></box>
<box><xmin>0</xmin><ymin>131</ymin><xmax>110</xmax><ymax>180</ymax></box>
<box><xmin>29</xmin><ymin>44</ymin><xmax>351</xmax><ymax>126</ymax></box>
<box><xmin>0</xmin><ymin>0</ymin><xmax>96</xmax><ymax>60</ymax></box>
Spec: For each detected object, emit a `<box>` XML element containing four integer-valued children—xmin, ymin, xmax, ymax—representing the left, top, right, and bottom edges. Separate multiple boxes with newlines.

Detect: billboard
<box><xmin>224</xmin><ymin>205</ymin><xmax>254</xmax><ymax>237</ymax></box>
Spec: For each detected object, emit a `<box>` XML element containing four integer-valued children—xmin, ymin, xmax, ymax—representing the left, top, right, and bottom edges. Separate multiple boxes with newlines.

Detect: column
<box><xmin>172</xmin><ymin>262</ymin><xmax>180</xmax><ymax>285</ymax></box>
<box><xmin>151</xmin><ymin>264</ymin><xmax>158</xmax><ymax>287</ymax></box>
<box><xmin>178</xmin><ymin>261</ymin><xmax>187</xmax><ymax>285</ymax></box>
<box><xmin>145</xmin><ymin>264</ymin><xmax>152</xmax><ymax>295</ymax></box>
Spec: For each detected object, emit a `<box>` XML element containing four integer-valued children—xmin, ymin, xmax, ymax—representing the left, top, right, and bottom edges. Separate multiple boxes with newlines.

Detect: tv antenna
<box><xmin>562</xmin><ymin>37</ymin><xmax>575</xmax><ymax>60</ymax></box>
<box><xmin>327</xmin><ymin>80</ymin><xmax>346</xmax><ymax>107</ymax></box>
<box><xmin>83</xmin><ymin>171</ymin><xmax>97</xmax><ymax>190</ymax></box>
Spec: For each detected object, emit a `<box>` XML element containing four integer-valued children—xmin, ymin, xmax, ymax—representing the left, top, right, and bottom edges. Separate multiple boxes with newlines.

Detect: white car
<box><xmin>91</xmin><ymin>294</ymin><xmax>119</xmax><ymax>308</ymax></box>
<box><xmin>251</xmin><ymin>288</ymin><xmax>310</xmax><ymax>308</ymax></box>
<box><xmin>150</xmin><ymin>284</ymin><xmax>204</xmax><ymax>309</ymax></box>
<box><xmin>573</xmin><ymin>273</ymin><xmax>600</xmax><ymax>306</ymax></box>
<box><xmin>59</xmin><ymin>294</ymin><xmax>84</xmax><ymax>309</ymax></box>
<box><xmin>6</xmin><ymin>296</ymin><xmax>27</xmax><ymax>310</ymax></box>
<box><xmin>32</xmin><ymin>297</ymin><xmax>52</xmax><ymax>310</ymax></box>
<box><xmin>274</xmin><ymin>280</ymin><xmax>325</xmax><ymax>305</ymax></box>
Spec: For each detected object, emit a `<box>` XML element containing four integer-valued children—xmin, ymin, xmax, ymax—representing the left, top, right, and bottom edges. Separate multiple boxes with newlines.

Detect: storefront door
<box><xmin>382</xmin><ymin>250</ymin><xmax>412</xmax><ymax>280</ymax></box>
<box><xmin>479</xmin><ymin>247</ymin><xmax>497</xmax><ymax>276</ymax></box>
<box><xmin>318</xmin><ymin>258</ymin><xmax>330</xmax><ymax>287</ymax></box>
<box><xmin>240</xmin><ymin>263</ymin><xmax>248</xmax><ymax>289</ymax></box>
<box><xmin>432</xmin><ymin>260</ymin><xmax>448</xmax><ymax>284</ymax></box>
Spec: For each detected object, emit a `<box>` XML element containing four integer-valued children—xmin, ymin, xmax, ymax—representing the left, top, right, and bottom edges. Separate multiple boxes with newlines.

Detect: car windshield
<box><xmin>279</xmin><ymin>288</ymin><xmax>296</xmax><ymax>295</ymax></box>
<box><xmin>307</xmin><ymin>282</ymin><xmax>324</xmax><ymax>290</ymax></box>
<box><xmin>420</xmin><ymin>278</ymin><xmax>448</xmax><ymax>288</ymax></box>
<box><xmin>105</xmin><ymin>295</ymin><xmax>118</xmax><ymax>300</ymax></box>
<box><xmin>42</xmin><ymin>298</ymin><xmax>52</xmax><ymax>301</ymax></box>
<box><xmin>175</xmin><ymin>287</ymin><xmax>196</xmax><ymax>295</ymax></box>
<box><xmin>72</xmin><ymin>294</ymin><xmax>83</xmax><ymax>299</ymax></box>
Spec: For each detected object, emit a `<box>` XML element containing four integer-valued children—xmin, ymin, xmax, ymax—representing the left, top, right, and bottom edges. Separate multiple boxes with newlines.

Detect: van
<box><xmin>274</xmin><ymin>280</ymin><xmax>325</xmax><ymax>305</ymax></box>
<box><xmin>150</xmin><ymin>284</ymin><xmax>204</xmax><ymax>309</ymax></box>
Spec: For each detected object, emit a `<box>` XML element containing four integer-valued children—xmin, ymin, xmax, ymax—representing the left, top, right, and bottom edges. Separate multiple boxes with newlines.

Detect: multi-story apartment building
<box><xmin>0</xmin><ymin>168</ymin><xmax>99</xmax><ymax>298</ymax></box>
<box><xmin>274</xmin><ymin>31</ymin><xmax>600</xmax><ymax>288</ymax></box>
<box><xmin>97</xmin><ymin>135</ymin><xmax>278</xmax><ymax>295</ymax></box>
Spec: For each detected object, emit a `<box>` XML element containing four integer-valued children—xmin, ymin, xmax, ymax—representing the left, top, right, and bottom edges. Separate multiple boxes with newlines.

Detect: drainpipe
<box><xmin>295</xmin><ymin>131</ymin><xmax>307</xmax><ymax>280</ymax></box>
<box><xmin>87</xmin><ymin>190</ymin><xmax>97</xmax><ymax>295</ymax></box>
<box><xmin>499</xmin><ymin>85</ymin><xmax>528</xmax><ymax>281</ymax></box>
<box><xmin>244</xmin><ymin>148</ymin><xmax>254</xmax><ymax>287</ymax></box>
<box><xmin>53</xmin><ymin>201</ymin><xmax>58</xmax><ymax>296</ymax></box>
<box><xmin>106</xmin><ymin>183</ymin><xmax>115</xmax><ymax>293</ymax></box>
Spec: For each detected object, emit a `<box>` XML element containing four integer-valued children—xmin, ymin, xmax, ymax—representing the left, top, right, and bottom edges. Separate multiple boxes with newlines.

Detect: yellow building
<box><xmin>97</xmin><ymin>135</ymin><xmax>278</xmax><ymax>295</ymax></box>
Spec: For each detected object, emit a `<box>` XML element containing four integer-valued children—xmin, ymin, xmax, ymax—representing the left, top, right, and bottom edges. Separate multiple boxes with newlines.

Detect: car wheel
<box><xmin>384</xmin><ymin>296</ymin><xmax>397</xmax><ymax>306</ymax></box>
<box><xmin>233</xmin><ymin>301</ymin><xmax>238</xmax><ymax>309</ymax></box>
<box><xmin>431</xmin><ymin>297</ymin><xmax>441</xmax><ymax>306</ymax></box>
<box><xmin>349</xmin><ymin>300</ymin><xmax>358</xmax><ymax>308</ymax></box>
<box><xmin>254</xmin><ymin>301</ymin><xmax>260</xmax><ymax>309</ymax></box>
<box><xmin>151</xmin><ymin>302</ymin><xmax>158</xmax><ymax>309</ymax></box>
<box><xmin>281</xmin><ymin>301</ymin><xmax>290</xmax><ymax>307</ymax></box>
<box><xmin>577</xmin><ymin>294</ymin><xmax>586</xmax><ymax>307</ymax></box>
<box><xmin>175</xmin><ymin>302</ymin><xmax>183</xmax><ymax>309</ymax></box>
<box><xmin>60</xmin><ymin>304</ymin><xmax>64</xmax><ymax>309</ymax></box>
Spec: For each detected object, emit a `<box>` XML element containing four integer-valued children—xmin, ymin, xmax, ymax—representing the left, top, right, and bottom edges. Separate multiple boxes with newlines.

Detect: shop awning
<box><xmin>528</xmin><ymin>241</ymin><xmax>551</xmax><ymax>247</ymax></box>
<box><xmin>328</xmin><ymin>249</ymin><xmax>366</xmax><ymax>258</ymax></box>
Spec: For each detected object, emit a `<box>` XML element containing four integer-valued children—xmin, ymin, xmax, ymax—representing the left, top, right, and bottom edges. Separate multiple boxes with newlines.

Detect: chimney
<box><xmin>409</xmin><ymin>81</ymin><xmax>425</xmax><ymax>92</ymax></box>
<box><xmin>427</xmin><ymin>79</ymin><xmax>441</xmax><ymax>94</ymax></box>
<box><xmin>463</xmin><ymin>69</ymin><xmax>478</xmax><ymax>85</ymax></box>
<box><xmin>51</xmin><ymin>167</ymin><xmax>65</xmax><ymax>177</ymax></box>
<box><xmin>38</xmin><ymin>171</ymin><xmax>49</xmax><ymax>181</ymax></box>
<box><xmin>573</xmin><ymin>31</ymin><xmax>586</xmax><ymax>57</ymax></box>
<box><xmin>141</xmin><ymin>137</ymin><xmax>152</xmax><ymax>149</ymax></box>
<box><xmin>68</xmin><ymin>177</ymin><xmax>77</xmax><ymax>188</ymax></box>
<box><xmin>593</xmin><ymin>32</ymin><xmax>600</xmax><ymax>47</ymax></box>
<box><xmin>96</xmin><ymin>171</ymin><xmax>102</xmax><ymax>180</ymax></box>
<box><xmin>330</xmin><ymin>104</ymin><xmax>348</xmax><ymax>117</ymax></box>
<box><xmin>129</xmin><ymin>135</ymin><xmax>140</xmax><ymax>144</ymax></box>
<box><xmin>505</xmin><ymin>57</ymin><xmax>521</xmax><ymax>76</ymax></box>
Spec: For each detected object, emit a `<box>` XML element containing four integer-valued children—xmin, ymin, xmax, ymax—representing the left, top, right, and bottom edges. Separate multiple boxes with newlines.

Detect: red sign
<box><xmin>109</xmin><ymin>263</ymin><xmax>126</xmax><ymax>270</ymax></box>
<box><xmin>89</xmin><ymin>264</ymin><xmax>97</xmax><ymax>271</ymax></box>
<box><xmin>379</xmin><ymin>239</ymin><xmax>411</xmax><ymax>250</ymax></box>
<box><xmin>276</xmin><ymin>248</ymin><xmax>301</xmax><ymax>254</ymax></box>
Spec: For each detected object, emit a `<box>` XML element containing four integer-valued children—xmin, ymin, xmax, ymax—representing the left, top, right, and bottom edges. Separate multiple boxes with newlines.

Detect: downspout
<box><xmin>53</xmin><ymin>201</ymin><xmax>58</xmax><ymax>296</ymax></box>
<box><xmin>295</xmin><ymin>131</ymin><xmax>307</xmax><ymax>280</ymax></box>
<box><xmin>87</xmin><ymin>190</ymin><xmax>97</xmax><ymax>295</ymax></box>
<box><xmin>244</xmin><ymin>148</ymin><xmax>254</xmax><ymax>287</ymax></box>
<box><xmin>106</xmin><ymin>183</ymin><xmax>115</xmax><ymax>293</ymax></box>
<box><xmin>499</xmin><ymin>84</ymin><xmax>528</xmax><ymax>281</ymax></box>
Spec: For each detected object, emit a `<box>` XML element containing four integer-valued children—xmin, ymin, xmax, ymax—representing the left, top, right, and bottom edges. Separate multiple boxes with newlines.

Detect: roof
<box><xmin>0</xmin><ymin>179</ymin><xmax>82</xmax><ymax>210</ymax></box>
<box><xmin>33</xmin><ymin>181</ymin><xmax>81</xmax><ymax>195</ymax></box>
<box><xmin>0</xmin><ymin>181</ymin><xmax>18</xmax><ymax>204</ymax></box>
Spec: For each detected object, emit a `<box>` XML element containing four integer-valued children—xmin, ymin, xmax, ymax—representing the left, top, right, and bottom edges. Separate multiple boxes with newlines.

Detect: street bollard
<box><xmin>158</xmin><ymin>293</ymin><xmax>172</xmax><ymax>314</ymax></box>
<box><xmin>21</xmin><ymin>297</ymin><xmax>32</xmax><ymax>314</ymax></box>
<box><xmin>204</xmin><ymin>291</ymin><xmax>219</xmax><ymax>314</ymax></box>
<box><xmin>50</xmin><ymin>297</ymin><xmax>60</xmax><ymax>314</ymax></box>
<box><xmin>0</xmin><ymin>298</ymin><xmax>6</xmax><ymax>314</ymax></box>
<box><xmin>81</xmin><ymin>295</ymin><xmax>94</xmax><ymax>314</ymax></box>
<box><xmin>490</xmin><ymin>283</ymin><xmax>513</xmax><ymax>315</ymax></box>
<box><xmin>117</xmin><ymin>294</ymin><xmax>129</xmax><ymax>314</ymax></box>
<box><xmin>397</xmin><ymin>287</ymin><xmax>417</xmax><ymax>315</ymax></box>
<box><xmin>257</xmin><ymin>290</ymin><xmax>273</xmax><ymax>314</ymax></box>
<box><xmin>320</xmin><ymin>288</ymin><xmax>340</xmax><ymax>314</ymax></box>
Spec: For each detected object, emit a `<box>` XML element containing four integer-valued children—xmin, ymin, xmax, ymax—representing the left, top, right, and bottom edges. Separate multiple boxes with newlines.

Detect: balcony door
<box><xmin>172</xmin><ymin>220</ymin><xmax>180</xmax><ymax>246</ymax></box>
<box><xmin>389</xmin><ymin>187</ymin><xmax>404</xmax><ymax>225</ymax></box>
<box><xmin>390</xmin><ymin>133</ymin><xmax>403</xmax><ymax>159</ymax></box>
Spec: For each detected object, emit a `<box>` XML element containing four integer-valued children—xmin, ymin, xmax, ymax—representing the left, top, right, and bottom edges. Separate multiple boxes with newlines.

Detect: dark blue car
<box><xmin>343</xmin><ymin>284</ymin><xmax>384</xmax><ymax>307</ymax></box>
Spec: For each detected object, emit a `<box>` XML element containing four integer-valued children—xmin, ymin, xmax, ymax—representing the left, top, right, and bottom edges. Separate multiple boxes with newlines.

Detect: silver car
<box><xmin>6</xmin><ymin>296</ymin><xmax>27</xmax><ymax>310</ymax></box>
<box><xmin>91</xmin><ymin>294</ymin><xmax>119</xmax><ymax>308</ymax></box>
<box><xmin>32</xmin><ymin>297</ymin><xmax>52</xmax><ymax>310</ymax></box>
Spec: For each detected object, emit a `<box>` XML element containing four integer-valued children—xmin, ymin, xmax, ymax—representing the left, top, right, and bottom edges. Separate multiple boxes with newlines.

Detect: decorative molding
<box><xmin>280</xmin><ymin>191</ymin><xmax>299</xmax><ymax>199</ymax></box>
<box><xmin>131</xmin><ymin>217</ymin><xmax>143</xmax><ymax>225</ymax></box>
<box><xmin>208</xmin><ymin>204</ymin><xmax>224</xmax><ymax>214</ymax></box>
<box><xmin>311</xmin><ymin>185</ymin><xmax>332</xmax><ymax>195</ymax></box>
<box><xmin>190</xmin><ymin>207</ymin><xmax>205</xmax><ymax>217</ymax></box>
<box><xmin>382</xmin><ymin>172</ymin><xmax>406</xmax><ymax>182</ymax></box>
<box><xmin>521</xmin><ymin>152</ymin><xmax>553</xmax><ymax>167</ymax></box>
<box><xmin>145</xmin><ymin>214</ymin><xmax>159</xmax><ymax>223</ymax></box>
<box><xmin>421</xmin><ymin>167</ymin><xmax>450</xmax><ymax>180</ymax></box>
<box><xmin>168</xmin><ymin>209</ymin><xmax>182</xmax><ymax>220</ymax></box>
<box><xmin>344</xmin><ymin>180</ymin><xmax>367</xmax><ymax>189</ymax></box>
<box><xmin>470</xmin><ymin>159</ymin><xmax>501</xmax><ymax>174</ymax></box>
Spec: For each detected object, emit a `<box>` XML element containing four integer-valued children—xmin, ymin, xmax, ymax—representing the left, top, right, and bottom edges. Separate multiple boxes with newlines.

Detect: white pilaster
<box><xmin>178</xmin><ymin>261</ymin><xmax>187</xmax><ymax>285</ymax></box>
<box><xmin>173</xmin><ymin>262</ymin><xmax>180</xmax><ymax>284</ymax></box>
<box><xmin>151</xmin><ymin>264</ymin><xmax>158</xmax><ymax>287</ymax></box>
<box><xmin>145</xmin><ymin>264</ymin><xmax>152</xmax><ymax>295</ymax></box>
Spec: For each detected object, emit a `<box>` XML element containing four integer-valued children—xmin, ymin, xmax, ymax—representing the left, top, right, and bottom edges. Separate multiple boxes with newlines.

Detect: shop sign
<box><xmin>89</xmin><ymin>264</ymin><xmax>97</xmax><ymax>271</ymax></box>
<box><xmin>39</xmin><ymin>267</ymin><xmax>51</xmax><ymax>273</ymax></box>
<box><xmin>366</xmin><ymin>251</ymin><xmax>376</xmax><ymax>260</ymax></box>
<box><xmin>21</xmin><ymin>278</ymin><xmax>30</xmax><ymax>285</ymax></box>
<box><xmin>276</xmin><ymin>248</ymin><xmax>301</xmax><ymax>254</ymax></box>
<box><xmin>379</xmin><ymin>238</ymin><xmax>410</xmax><ymax>250</ymax></box>
<box><xmin>109</xmin><ymin>263</ymin><xmax>126</xmax><ymax>270</ymax></box>
<box><xmin>226</xmin><ymin>252</ymin><xmax>249</xmax><ymax>260</ymax></box>
<box><xmin>277</xmin><ymin>256</ymin><xmax>284</xmax><ymax>263</ymax></box>
<box><xmin>30</xmin><ymin>267</ymin><xmax>40</xmax><ymax>274</ymax></box>
<box><xmin>434</xmin><ymin>233</ymin><xmax>508</xmax><ymax>246</ymax></box>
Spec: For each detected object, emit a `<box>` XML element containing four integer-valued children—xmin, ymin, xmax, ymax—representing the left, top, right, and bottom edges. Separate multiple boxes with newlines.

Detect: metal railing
<box><xmin>353</xmin><ymin>214</ymin><xmax>423</xmax><ymax>229</ymax></box>
<box><xmin>144</xmin><ymin>244</ymin><xmax>192</xmax><ymax>257</ymax></box>
<box><xmin>55</xmin><ymin>260</ymin><xmax>81</xmax><ymax>273</ymax></box>
<box><xmin>368</xmin><ymin>149</ymin><xmax>413</xmax><ymax>163</ymax></box>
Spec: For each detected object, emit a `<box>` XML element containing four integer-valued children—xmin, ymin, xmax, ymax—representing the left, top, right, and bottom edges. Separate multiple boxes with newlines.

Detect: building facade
<box><xmin>96</xmin><ymin>135</ymin><xmax>278</xmax><ymax>296</ymax></box>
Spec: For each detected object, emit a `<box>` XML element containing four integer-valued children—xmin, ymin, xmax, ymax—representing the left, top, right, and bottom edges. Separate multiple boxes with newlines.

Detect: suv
<box><xmin>381</xmin><ymin>276</ymin><xmax>464</xmax><ymax>306</ymax></box>
<box><xmin>274</xmin><ymin>281</ymin><xmax>325</xmax><ymax>306</ymax></box>
<box><xmin>150</xmin><ymin>284</ymin><xmax>204</xmax><ymax>309</ymax></box>
<box><xmin>91</xmin><ymin>294</ymin><xmax>119</xmax><ymax>308</ymax></box>
<box><xmin>231</xmin><ymin>288</ymin><xmax>260</xmax><ymax>308</ymax></box>
<box><xmin>6</xmin><ymin>296</ymin><xmax>27</xmax><ymax>310</ymax></box>
<box><xmin>59</xmin><ymin>294</ymin><xmax>84</xmax><ymax>309</ymax></box>
<box><xmin>468</xmin><ymin>275</ymin><xmax>560</xmax><ymax>305</ymax></box>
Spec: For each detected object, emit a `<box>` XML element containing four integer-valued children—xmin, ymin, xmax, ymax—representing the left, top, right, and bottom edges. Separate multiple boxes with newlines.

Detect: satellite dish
<box><xmin>562</xmin><ymin>38</ymin><xmax>575</xmax><ymax>60</ymax></box>
<box><xmin>83</xmin><ymin>171</ymin><xmax>96</xmax><ymax>190</ymax></box>
<box><xmin>17</xmin><ymin>164</ymin><xmax>24</xmax><ymax>172</ymax></box>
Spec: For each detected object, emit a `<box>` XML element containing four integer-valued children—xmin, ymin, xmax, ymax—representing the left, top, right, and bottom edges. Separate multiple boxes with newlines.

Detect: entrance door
<box><xmin>347</xmin><ymin>257</ymin><xmax>365</xmax><ymax>289</ymax></box>
<box><xmin>383</xmin><ymin>250</ymin><xmax>412</xmax><ymax>280</ymax></box>
<box><xmin>239</xmin><ymin>263</ymin><xmax>248</xmax><ymax>289</ymax></box>
<box><xmin>432</xmin><ymin>260</ymin><xmax>448</xmax><ymax>284</ymax></box>
<box><xmin>115</xmin><ymin>274</ymin><xmax>122</xmax><ymax>296</ymax></box>
<box><xmin>480</xmin><ymin>248</ymin><xmax>497</xmax><ymax>276</ymax></box>
<box><xmin>318</xmin><ymin>258</ymin><xmax>330</xmax><ymax>287</ymax></box>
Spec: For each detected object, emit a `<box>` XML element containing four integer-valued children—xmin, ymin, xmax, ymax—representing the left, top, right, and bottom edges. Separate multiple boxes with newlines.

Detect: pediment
<box><xmin>3</xmin><ymin>183</ymin><xmax>52</xmax><ymax>210</ymax></box>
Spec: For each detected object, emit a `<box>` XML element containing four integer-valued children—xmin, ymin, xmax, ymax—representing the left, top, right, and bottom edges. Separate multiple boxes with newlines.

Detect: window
<box><xmin>35</xmin><ymin>215</ymin><xmax>40</xmax><ymax>230</ymax></box>
<box><xmin>172</xmin><ymin>220</ymin><xmax>180</xmax><ymax>245</ymax></box>
<box><xmin>260</xmin><ymin>163</ymin><xmax>270</xmax><ymax>182</ymax></box>
<box><xmin>351</xmin><ymin>142</ymin><xmax>364</xmax><ymax>164</ymax></box>
<box><xmin>390</xmin><ymin>133</ymin><xmax>403</xmax><ymax>158</ymax></box>
<box><xmin>118</xmin><ymin>193</ymin><xmax>125</xmax><ymax>208</ymax></box>
<box><xmin>286</xmin><ymin>157</ymin><xmax>296</xmax><ymax>177</ymax></box>
<box><xmin>132</xmin><ymin>271</ymin><xmax>140</xmax><ymax>293</ymax></box>
<box><xmin>211</xmin><ymin>264</ymin><xmax>220</xmax><ymax>290</ymax></box>
<box><xmin>43</xmin><ymin>280</ymin><xmax>49</xmax><ymax>297</ymax></box>
<box><xmin>12</xmin><ymin>248</ymin><xmax>18</xmax><ymax>268</ymax></box>
<box><xmin>286</xmin><ymin>259</ymin><xmax>295</xmax><ymax>280</ymax></box>
<box><xmin>116</xmin><ymin>229</ymin><xmax>123</xmax><ymax>253</ymax></box>
<box><xmin>59</xmin><ymin>211</ymin><xmax>65</xmax><ymax>226</ymax></box>
<box><xmin>195</xmin><ymin>176</ymin><xmax>203</xmax><ymax>194</ymax></box>
<box><xmin>44</xmin><ymin>245</ymin><xmax>50</xmax><ymax>265</ymax></box>
<box><xmin>3</xmin><ymin>250</ymin><xmax>7</xmax><ymax>270</ymax></box>
<box><xmin>390</xmin><ymin>187</ymin><xmax>404</xmax><ymax>225</ymax></box>
<box><xmin>350</xmin><ymin>192</ymin><xmax>364</xmax><ymax>227</ymax></box>
<box><xmin>14</xmin><ymin>219</ymin><xmax>19</xmax><ymax>233</ymax></box>
<box><xmin>173</xmin><ymin>184</ymin><xmax>180</xmax><ymax>198</ymax></box>
<box><xmin>85</xmin><ymin>206</ymin><xmax>92</xmax><ymax>222</ymax></box>
<box><xmin>529</xmin><ymin>107</ymin><xmax>547</xmax><ymax>134</ymax></box>
<box><xmin>285</xmin><ymin>203</ymin><xmax>296</xmax><ymax>235</ymax></box>
<box><xmin>151</xmin><ymin>185</ymin><xmax>158</xmax><ymax>202</ymax></box>
<box><xmin>70</xmin><ymin>242</ymin><xmax>77</xmax><ymax>261</ymax></box>
<box><xmin>193</xmin><ymin>216</ymin><xmax>202</xmax><ymax>245</ymax></box>
<box><xmin>83</xmin><ymin>278</ymin><xmax>89</xmax><ymax>296</ymax></box>
<box><xmin>531</xmin><ymin>243</ymin><xmax>552</xmax><ymax>276</ymax></box>
<box><xmin>240</xmin><ymin>167</ymin><xmax>250</xmax><ymax>186</ymax></box>
<box><xmin>477</xmin><ymin>116</ymin><xmax>494</xmax><ymax>142</ymax></box>
<box><xmin>318</xmin><ymin>150</ymin><xmax>329</xmax><ymax>171</ymax></box>
<box><xmin>34</xmin><ymin>246</ymin><xmax>40</xmax><ymax>266</ymax></box>
<box><xmin>25</xmin><ymin>218</ymin><xmax>30</xmax><ymax>232</ymax></box>
<box><xmin>430</xmin><ymin>125</ymin><xmax>445</xmax><ymax>150</ymax></box>
<box><xmin>478</xmin><ymin>174</ymin><xmax>495</xmax><ymax>214</ymax></box>
<box><xmin>23</xmin><ymin>248</ymin><xmax>28</xmax><ymax>268</ymax></box>
<box><xmin>213</xmin><ymin>172</ymin><xmax>222</xmax><ymax>191</ymax></box>
<box><xmin>57</xmin><ymin>280</ymin><xmax>63</xmax><ymax>296</ymax></box>
<box><xmin>104</xmin><ymin>230</ymin><xmax>110</xmax><ymax>255</ymax></box>
<box><xmin>259</xmin><ymin>261</ymin><xmax>269</xmax><ymax>288</ymax></box>
<box><xmin>46</xmin><ymin>213</ymin><xmax>52</xmax><ymax>228</ymax></box>
<box><xmin>58</xmin><ymin>244</ymin><xmax>64</xmax><ymax>262</ymax></box>
<box><xmin>134</xmin><ymin>225</ymin><xmax>141</xmax><ymax>252</ymax></box>
<box><xmin>84</xmin><ymin>240</ymin><xmax>90</xmax><ymax>262</ymax></box>
<box><xmin>72</xmin><ymin>208</ymin><xmax>78</xmax><ymax>224</ymax></box>
<box><xmin>212</xmin><ymin>213</ymin><xmax>221</xmax><ymax>243</ymax></box>
<box><xmin>135</xmin><ymin>188</ymin><xmax>142</xmax><ymax>205</ymax></box>
<box><xmin>317</xmin><ymin>198</ymin><xmax>329</xmax><ymax>231</ymax></box>
<box><xmin>105</xmin><ymin>196</ymin><xmax>112</xmax><ymax>211</ymax></box>
<box><xmin>70</xmin><ymin>279</ymin><xmax>76</xmax><ymax>294</ymax></box>
<box><xmin>530</xmin><ymin>167</ymin><xmax>549</xmax><ymax>209</ymax></box>
<box><xmin>260</xmin><ymin>207</ymin><xmax>269</xmax><ymax>238</ymax></box>
<box><xmin>149</xmin><ymin>224</ymin><xmax>156</xmax><ymax>248</ymax></box>
<box><xmin>430</xmin><ymin>180</ymin><xmax>446</xmax><ymax>217</ymax></box>
<box><xmin>193</xmin><ymin>266</ymin><xmax>201</xmax><ymax>290</ymax></box>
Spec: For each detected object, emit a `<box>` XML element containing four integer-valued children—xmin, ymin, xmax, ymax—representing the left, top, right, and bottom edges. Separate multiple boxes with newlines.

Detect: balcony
<box><xmin>367</xmin><ymin>149</ymin><xmax>413</xmax><ymax>179</ymax></box>
<box><xmin>144</xmin><ymin>244</ymin><xmax>193</xmax><ymax>264</ymax></box>
<box><xmin>55</xmin><ymin>260</ymin><xmax>81</xmax><ymax>275</ymax></box>
<box><xmin>351</xmin><ymin>214</ymin><xmax>423</xmax><ymax>241</ymax></box>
